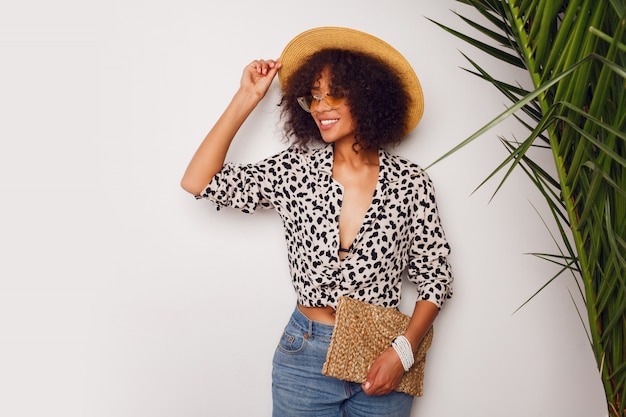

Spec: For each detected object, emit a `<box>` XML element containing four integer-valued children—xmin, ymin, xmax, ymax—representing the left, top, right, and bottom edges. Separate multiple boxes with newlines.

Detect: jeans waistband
<box><xmin>289</xmin><ymin>305</ymin><xmax>335</xmax><ymax>340</ymax></box>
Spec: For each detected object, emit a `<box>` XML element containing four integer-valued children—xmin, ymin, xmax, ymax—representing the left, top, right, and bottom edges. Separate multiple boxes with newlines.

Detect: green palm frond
<box><xmin>429</xmin><ymin>1</ymin><xmax>626</xmax><ymax>415</ymax></box>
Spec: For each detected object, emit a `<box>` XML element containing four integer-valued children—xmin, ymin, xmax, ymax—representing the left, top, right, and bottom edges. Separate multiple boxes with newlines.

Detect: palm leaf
<box><xmin>428</xmin><ymin>1</ymin><xmax>626</xmax><ymax>415</ymax></box>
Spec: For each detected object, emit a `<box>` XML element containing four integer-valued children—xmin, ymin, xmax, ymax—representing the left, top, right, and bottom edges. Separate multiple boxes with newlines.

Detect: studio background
<box><xmin>0</xmin><ymin>1</ymin><xmax>608</xmax><ymax>416</ymax></box>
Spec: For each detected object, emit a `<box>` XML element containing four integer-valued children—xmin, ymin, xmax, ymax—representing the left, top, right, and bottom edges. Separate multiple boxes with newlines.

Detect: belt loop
<box><xmin>307</xmin><ymin>316</ymin><xmax>313</xmax><ymax>340</ymax></box>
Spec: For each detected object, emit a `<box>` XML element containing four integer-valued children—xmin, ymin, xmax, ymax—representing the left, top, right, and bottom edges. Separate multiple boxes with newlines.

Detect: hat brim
<box><xmin>278</xmin><ymin>26</ymin><xmax>424</xmax><ymax>133</ymax></box>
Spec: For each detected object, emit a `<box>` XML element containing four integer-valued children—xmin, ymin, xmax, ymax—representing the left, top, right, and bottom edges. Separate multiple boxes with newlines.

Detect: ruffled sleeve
<box><xmin>407</xmin><ymin>173</ymin><xmax>454</xmax><ymax>309</ymax></box>
<box><xmin>195</xmin><ymin>159</ymin><xmax>276</xmax><ymax>214</ymax></box>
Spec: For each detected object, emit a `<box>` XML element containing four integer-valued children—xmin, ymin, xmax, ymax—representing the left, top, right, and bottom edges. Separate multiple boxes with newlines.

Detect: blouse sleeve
<box><xmin>195</xmin><ymin>153</ymin><xmax>283</xmax><ymax>214</ymax></box>
<box><xmin>407</xmin><ymin>173</ymin><xmax>454</xmax><ymax>309</ymax></box>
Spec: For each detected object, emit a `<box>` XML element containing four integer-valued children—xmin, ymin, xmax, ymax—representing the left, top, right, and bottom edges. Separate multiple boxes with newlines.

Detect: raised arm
<box><xmin>180</xmin><ymin>59</ymin><xmax>282</xmax><ymax>196</ymax></box>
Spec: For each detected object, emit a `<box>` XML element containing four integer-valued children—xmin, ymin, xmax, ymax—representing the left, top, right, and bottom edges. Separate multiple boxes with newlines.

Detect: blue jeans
<box><xmin>272</xmin><ymin>306</ymin><xmax>414</xmax><ymax>417</ymax></box>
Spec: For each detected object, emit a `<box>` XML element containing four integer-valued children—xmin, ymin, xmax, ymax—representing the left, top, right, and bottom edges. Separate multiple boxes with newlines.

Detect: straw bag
<box><xmin>322</xmin><ymin>296</ymin><xmax>434</xmax><ymax>397</ymax></box>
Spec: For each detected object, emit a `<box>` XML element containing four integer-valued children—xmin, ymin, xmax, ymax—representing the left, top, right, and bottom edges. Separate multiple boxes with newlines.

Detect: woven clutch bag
<box><xmin>322</xmin><ymin>296</ymin><xmax>434</xmax><ymax>397</ymax></box>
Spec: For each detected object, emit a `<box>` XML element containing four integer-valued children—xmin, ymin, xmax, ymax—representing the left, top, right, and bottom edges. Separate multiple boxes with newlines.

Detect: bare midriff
<box><xmin>298</xmin><ymin>304</ymin><xmax>337</xmax><ymax>326</ymax></box>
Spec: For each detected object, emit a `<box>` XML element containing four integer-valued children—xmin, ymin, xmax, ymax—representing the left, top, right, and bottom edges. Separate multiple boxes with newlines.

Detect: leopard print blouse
<box><xmin>197</xmin><ymin>144</ymin><xmax>453</xmax><ymax>309</ymax></box>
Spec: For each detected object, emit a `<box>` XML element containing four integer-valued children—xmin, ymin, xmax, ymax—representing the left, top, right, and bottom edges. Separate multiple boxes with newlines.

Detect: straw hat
<box><xmin>278</xmin><ymin>26</ymin><xmax>424</xmax><ymax>132</ymax></box>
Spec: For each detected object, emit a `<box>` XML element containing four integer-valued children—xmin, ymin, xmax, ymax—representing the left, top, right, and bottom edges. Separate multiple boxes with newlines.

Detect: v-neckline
<box><xmin>330</xmin><ymin>149</ymin><xmax>382</xmax><ymax>259</ymax></box>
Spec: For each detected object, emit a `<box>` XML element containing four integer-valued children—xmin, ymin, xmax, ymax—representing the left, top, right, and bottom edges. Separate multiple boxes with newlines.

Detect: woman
<box><xmin>181</xmin><ymin>27</ymin><xmax>453</xmax><ymax>417</ymax></box>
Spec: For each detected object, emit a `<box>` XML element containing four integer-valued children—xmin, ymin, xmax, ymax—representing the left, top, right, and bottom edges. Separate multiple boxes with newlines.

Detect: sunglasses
<box><xmin>296</xmin><ymin>92</ymin><xmax>348</xmax><ymax>113</ymax></box>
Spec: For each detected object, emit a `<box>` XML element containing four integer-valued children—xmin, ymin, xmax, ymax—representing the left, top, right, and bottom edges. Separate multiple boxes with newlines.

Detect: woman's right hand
<box><xmin>180</xmin><ymin>58</ymin><xmax>282</xmax><ymax>196</ymax></box>
<box><xmin>240</xmin><ymin>59</ymin><xmax>282</xmax><ymax>100</ymax></box>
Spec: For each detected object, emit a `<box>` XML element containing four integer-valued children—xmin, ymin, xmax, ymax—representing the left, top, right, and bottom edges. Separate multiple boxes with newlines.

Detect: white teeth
<box><xmin>320</xmin><ymin>119</ymin><xmax>338</xmax><ymax>126</ymax></box>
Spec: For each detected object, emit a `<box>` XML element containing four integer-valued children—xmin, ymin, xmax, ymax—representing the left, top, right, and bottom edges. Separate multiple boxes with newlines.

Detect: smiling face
<box><xmin>282</xmin><ymin>49</ymin><xmax>410</xmax><ymax>150</ymax></box>
<box><xmin>309</xmin><ymin>67</ymin><xmax>356</xmax><ymax>146</ymax></box>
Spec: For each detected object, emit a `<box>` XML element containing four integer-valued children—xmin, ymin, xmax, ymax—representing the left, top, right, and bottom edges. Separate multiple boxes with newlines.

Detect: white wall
<box><xmin>0</xmin><ymin>1</ymin><xmax>609</xmax><ymax>416</ymax></box>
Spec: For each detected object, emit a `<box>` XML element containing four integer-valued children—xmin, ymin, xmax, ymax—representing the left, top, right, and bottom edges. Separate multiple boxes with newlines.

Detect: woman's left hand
<box><xmin>361</xmin><ymin>347</ymin><xmax>405</xmax><ymax>396</ymax></box>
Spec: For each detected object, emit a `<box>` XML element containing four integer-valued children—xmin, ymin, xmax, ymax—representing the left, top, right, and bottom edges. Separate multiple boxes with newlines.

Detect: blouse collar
<box><xmin>308</xmin><ymin>144</ymin><xmax>402</xmax><ymax>185</ymax></box>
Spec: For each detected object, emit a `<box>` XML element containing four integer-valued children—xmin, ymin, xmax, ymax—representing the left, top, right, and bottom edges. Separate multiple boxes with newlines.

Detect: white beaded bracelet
<box><xmin>391</xmin><ymin>335</ymin><xmax>415</xmax><ymax>372</ymax></box>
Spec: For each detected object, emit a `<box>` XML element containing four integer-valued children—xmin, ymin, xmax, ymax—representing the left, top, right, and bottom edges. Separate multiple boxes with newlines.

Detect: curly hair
<box><xmin>280</xmin><ymin>49</ymin><xmax>411</xmax><ymax>150</ymax></box>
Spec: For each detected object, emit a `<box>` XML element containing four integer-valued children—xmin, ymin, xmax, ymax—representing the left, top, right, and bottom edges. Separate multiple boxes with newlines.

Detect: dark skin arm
<box><xmin>362</xmin><ymin>300</ymin><xmax>438</xmax><ymax>396</ymax></box>
<box><xmin>180</xmin><ymin>59</ymin><xmax>281</xmax><ymax>195</ymax></box>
